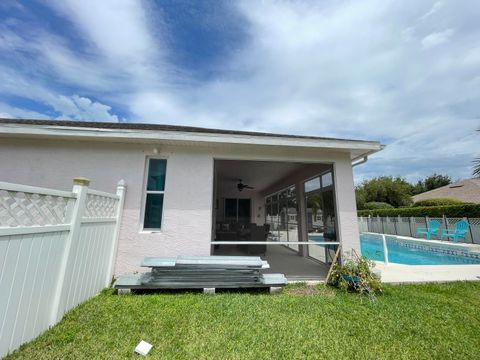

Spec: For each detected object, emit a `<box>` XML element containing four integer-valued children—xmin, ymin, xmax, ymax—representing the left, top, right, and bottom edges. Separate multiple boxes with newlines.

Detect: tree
<box><xmin>411</xmin><ymin>173</ymin><xmax>451</xmax><ymax>195</ymax></box>
<box><xmin>473</xmin><ymin>130</ymin><xmax>480</xmax><ymax>178</ymax></box>
<box><xmin>474</xmin><ymin>157</ymin><xmax>480</xmax><ymax>178</ymax></box>
<box><xmin>356</xmin><ymin>176</ymin><xmax>412</xmax><ymax>208</ymax></box>
<box><xmin>355</xmin><ymin>187</ymin><xmax>367</xmax><ymax>210</ymax></box>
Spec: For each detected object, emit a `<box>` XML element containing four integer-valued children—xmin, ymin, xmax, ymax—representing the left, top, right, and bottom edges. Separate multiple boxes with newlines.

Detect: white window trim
<box><xmin>140</xmin><ymin>156</ymin><xmax>168</xmax><ymax>232</ymax></box>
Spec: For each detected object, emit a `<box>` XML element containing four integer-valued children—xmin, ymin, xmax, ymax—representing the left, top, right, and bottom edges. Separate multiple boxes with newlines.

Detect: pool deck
<box><xmin>363</xmin><ymin>233</ymin><xmax>480</xmax><ymax>283</ymax></box>
<box><xmin>374</xmin><ymin>262</ymin><xmax>480</xmax><ymax>283</ymax></box>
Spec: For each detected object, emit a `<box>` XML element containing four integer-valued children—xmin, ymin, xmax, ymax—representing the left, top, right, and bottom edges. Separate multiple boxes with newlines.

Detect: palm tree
<box><xmin>474</xmin><ymin>130</ymin><xmax>480</xmax><ymax>178</ymax></box>
<box><xmin>474</xmin><ymin>157</ymin><xmax>480</xmax><ymax>178</ymax></box>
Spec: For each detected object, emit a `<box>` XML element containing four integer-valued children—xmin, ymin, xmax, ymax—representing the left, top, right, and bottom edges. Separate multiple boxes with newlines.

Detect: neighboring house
<box><xmin>412</xmin><ymin>178</ymin><xmax>480</xmax><ymax>204</ymax></box>
<box><xmin>0</xmin><ymin>118</ymin><xmax>383</xmax><ymax>275</ymax></box>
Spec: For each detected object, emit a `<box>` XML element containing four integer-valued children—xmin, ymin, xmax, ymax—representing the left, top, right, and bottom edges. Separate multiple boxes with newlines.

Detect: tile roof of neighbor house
<box><xmin>0</xmin><ymin>118</ymin><xmax>378</xmax><ymax>144</ymax></box>
<box><xmin>412</xmin><ymin>178</ymin><xmax>480</xmax><ymax>204</ymax></box>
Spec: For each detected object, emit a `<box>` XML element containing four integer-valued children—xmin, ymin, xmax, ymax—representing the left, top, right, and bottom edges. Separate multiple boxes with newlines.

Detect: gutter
<box><xmin>352</xmin><ymin>156</ymin><xmax>368</xmax><ymax>167</ymax></box>
<box><xmin>351</xmin><ymin>144</ymin><xmax>386</xmax><ymax>167</ymax></box>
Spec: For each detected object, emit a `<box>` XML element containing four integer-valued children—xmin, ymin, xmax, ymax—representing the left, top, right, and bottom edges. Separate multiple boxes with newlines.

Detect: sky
<box><xmin>0</xmin><ymin>0</ymin><xmax>479</xmax><ymax>184</ymax></box>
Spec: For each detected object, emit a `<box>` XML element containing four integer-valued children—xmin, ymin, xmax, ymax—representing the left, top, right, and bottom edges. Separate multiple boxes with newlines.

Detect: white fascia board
<box><xmin>0</xmin><ymin>123</ymin><xmax>383</xmax><ymax>153</ymax></box>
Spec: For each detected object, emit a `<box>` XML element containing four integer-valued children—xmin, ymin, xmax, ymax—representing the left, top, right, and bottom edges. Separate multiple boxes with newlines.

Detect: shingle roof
<box><xmin>412</xmin><ymin>178</ymin><xmax>480</xmax><ymax>204</ymax></box>
<box><xmin>0</xmin><ymin>118</ymin><xmax>376</xmax><ymax>144</ymax></box>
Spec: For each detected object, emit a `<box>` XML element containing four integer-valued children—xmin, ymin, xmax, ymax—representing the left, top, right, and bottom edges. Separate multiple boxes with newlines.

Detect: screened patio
<box><xmin>212</xmin><ymin>159</ymin><xmax>340</xmax><ymax>280</ymax></box>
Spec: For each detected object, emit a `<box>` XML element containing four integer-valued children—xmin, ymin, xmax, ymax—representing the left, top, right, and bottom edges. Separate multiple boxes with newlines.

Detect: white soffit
<box><xmin>0</xmin><ymin>123</ymin><xmax>384</xmax><ymax>158</ymax></box>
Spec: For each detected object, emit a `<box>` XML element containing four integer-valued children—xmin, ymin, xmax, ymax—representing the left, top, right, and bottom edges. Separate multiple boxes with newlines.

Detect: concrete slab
<box><xmin>374</xmin><ymin>262</ymin><xmax>480</xmax><ymax>283</ymax></box>
<box><xmin>213</xmin><ymin>244</ymin><xmax>329</xmax><ymax>281</ymax></box>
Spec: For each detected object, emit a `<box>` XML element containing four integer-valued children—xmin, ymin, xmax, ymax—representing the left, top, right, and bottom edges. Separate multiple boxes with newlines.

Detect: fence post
<box><xmin>49</xmin><ymin>177</ymin><xmax>89</xmax><ymax>326</ymax></box>
<box><xmin>105</xmin><ymin>179</ymin><xmax>127</xmax><ymax>286</ymax></box>
<box><xmin>381</xmin><ymin>234</ymin><xmax>389</xmax><ymax>264</ymax></box>
<box><xmin>397</xmin><ymin>215</ymin><xmax>401</xmax><ymax>236</ymax></box>
<box><xmin>409</xmin><ymin>216</ymin><xmax>414</xmax><ymax>237</ymax></box>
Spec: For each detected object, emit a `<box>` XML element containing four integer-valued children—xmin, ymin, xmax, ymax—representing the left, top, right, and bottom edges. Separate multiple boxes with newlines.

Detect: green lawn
<box><xmin>6</xmin><ymin>282</ymin><xmax>480</xmax><ymax>359</ymax></box>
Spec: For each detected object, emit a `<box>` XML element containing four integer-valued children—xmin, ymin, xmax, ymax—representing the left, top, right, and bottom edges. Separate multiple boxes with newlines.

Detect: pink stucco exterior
<box><xmin>0</xmin><ymin>136</ymin><xmax>364</xmax><ymax>275</ymax></box>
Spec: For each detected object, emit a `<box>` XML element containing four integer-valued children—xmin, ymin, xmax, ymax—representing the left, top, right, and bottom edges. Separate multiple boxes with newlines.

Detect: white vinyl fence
<box><xmin>358</xmin><ymin>216</ymin><xmax>480</xmax><ymax>244</ymax></box>
<box><xmin>0</xmin><ymin>177</ymin><xmax>126</xmax><ymax>358</ymax></box>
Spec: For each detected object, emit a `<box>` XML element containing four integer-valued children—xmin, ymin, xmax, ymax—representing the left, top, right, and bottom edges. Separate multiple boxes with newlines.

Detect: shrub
<box><xmin>412</xmin><ymin>198</ymin><xmax>465</xmax><ymax>207</ymax></box>
<box><xmin>328</xmin><ymin>256</ymin><xmax>382</xmax><ymax>295</ymax></box>
<box><xmin>358</xmin><ymin>204</ymin><xmax>480</xmax><ymax>218</ymax></box>
<box><xmin>364</xmin><ymin>201</ymin><xmax>394</xmax><ymax>210</ymax></box>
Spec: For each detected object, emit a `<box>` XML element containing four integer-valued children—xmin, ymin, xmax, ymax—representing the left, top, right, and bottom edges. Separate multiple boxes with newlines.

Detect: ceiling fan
<box><xmin>237</xmin><ymin>179</ymin><xmax>254</xmax><ymax>192</ymax></box>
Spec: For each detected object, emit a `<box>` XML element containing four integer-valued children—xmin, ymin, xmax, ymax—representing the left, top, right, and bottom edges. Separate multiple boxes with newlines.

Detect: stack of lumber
<box><xmin>113</xmin><ymin>256</ymin><xmax>287</xmax><ymax>290</ymax></box>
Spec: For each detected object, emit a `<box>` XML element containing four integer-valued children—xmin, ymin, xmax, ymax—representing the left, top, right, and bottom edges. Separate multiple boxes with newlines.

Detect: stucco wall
<box><xmin>0</xmin><ymin>137</ymin><xmax>359</xmax><ymax>273</ymax></box>
<box><xmin>0</xmin><ymin>138</ymin><xmax>214</xmax><ymax>274</ymax></box>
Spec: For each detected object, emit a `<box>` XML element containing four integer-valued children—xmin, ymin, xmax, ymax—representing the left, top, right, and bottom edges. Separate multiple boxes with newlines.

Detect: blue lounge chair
<box><xmin>416</xmin><ymin>220</ymin><xmax>441</xmax><ymax>240</ymax></box>
<box><xmin>441</xmin><ymin>220</ymin><xmax>470</xmax><ymax>243</ymax></box>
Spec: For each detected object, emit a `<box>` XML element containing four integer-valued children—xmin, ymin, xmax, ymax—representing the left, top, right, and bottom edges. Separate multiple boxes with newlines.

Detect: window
<box><xmin>304</xmin><ymin>177</ymin><xmax>320</xmax><ymax>193</ymax></box>
<box><xmin>143</xmin><ymin>159</ymin><xmax>167</xmax><ymax>229</ymax></box>
<box><xmin>225</xmin><ymin>198</ymin><xmax>251</xmax><ymax>223</ymax></box>
<box><xmin>321</xmin><ymin>172</ymin><xmax>333</xmax><ymax>188</ymax></box>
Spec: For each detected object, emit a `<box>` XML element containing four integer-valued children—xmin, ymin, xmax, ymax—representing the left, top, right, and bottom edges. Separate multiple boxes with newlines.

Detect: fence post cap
<box><xmin>73</xmin><ymin>177</ymin><xmax>90</xmax><ymax>186</ymax></box>
<box><xmin>117</xmin><ymin>179</ymin><xmax>126</xmax><ymax>187</ymax></box>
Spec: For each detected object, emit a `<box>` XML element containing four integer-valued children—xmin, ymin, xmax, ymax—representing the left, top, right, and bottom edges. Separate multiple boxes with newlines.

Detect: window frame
<box><xmin>141</xmin><ymin>156</ymin><xmax>168</xmax><ymax>232</ymax></box>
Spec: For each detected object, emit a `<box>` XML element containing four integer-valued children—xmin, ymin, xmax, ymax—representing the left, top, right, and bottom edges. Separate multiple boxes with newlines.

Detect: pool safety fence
<box><xmin>358</xmin><ymin>216</ymin><xmax>480</xmax><ymax>244</ymax></box>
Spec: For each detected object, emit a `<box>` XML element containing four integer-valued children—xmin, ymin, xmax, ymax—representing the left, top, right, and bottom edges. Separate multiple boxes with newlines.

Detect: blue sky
<box><xmin>0</xmin><ymin>0</ymin><xmax>479</xmax><ymax>183</ymax></box>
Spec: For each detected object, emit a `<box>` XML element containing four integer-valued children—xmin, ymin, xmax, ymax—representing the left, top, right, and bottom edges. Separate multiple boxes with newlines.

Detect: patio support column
<box><xmin>333</xmin><ymin>157</ymin><xmax>360</xmax><ymax>261</ymax></box>
<box><xmin>296</xmin><ymin>180</ymin><xmax>308</xmax><ymax>257</ymax></box>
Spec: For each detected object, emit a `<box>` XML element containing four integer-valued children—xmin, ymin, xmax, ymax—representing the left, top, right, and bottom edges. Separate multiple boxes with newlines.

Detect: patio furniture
<box><xmin>247</xmin><ymin>225</ymin><xmax>267</xmax><ymax>255</ymax></box>
<box><xmin>416</xmin><ymin>220</ymin><xmax>441</xmax><ymax>240</ymax></box>
<box><xmin>441</xmin><ymin>220</ymin><xmax>470</xmax><ymax>243</ymax></box>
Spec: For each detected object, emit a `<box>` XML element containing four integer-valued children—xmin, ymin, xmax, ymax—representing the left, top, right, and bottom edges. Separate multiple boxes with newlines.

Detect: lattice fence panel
<box><xmin>0</xmin><ymin>190</ymin><xmax>69</xmax><ymax>227</ymax></box>
<box><xmin>83</xmin><ymin>194</ymin><xmax>118</xmax><ymax>219</ymax></box>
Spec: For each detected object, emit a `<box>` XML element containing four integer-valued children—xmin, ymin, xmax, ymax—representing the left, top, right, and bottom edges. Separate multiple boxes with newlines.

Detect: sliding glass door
<box><xmin>265</xmin><ymin>185</ymin><xmax>299</xmax><ymax>252</ymax></box>
<box><xmin>305</xmin><ymin>171</ymin><xmax>337</xmax><ymax>263</ymax></box>
<box><xmin>225</xmin><ymin>198</ymin><xmax>251</xmax><ymax>224</ymax></box>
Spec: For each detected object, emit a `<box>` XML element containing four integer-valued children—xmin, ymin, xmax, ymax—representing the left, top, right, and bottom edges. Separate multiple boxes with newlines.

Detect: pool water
<box><xmin>360</xmin><ymin>234</ymin><xmax>480</xmax><ymax>265</ymax></box>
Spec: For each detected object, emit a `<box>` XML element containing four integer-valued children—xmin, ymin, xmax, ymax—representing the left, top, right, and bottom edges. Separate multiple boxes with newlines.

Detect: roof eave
<box><xmin>0</xmin><ymin>123</ymin><xmax>384</xmax><ymax>157</ymax></box>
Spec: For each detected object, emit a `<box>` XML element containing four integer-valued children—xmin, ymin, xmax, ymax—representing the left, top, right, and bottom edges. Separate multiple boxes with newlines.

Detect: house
<box><xmin>412</xmin><ymin>178</ymin><xmax>480</xmax><ymax>204</ymax></box>
<box><xmin>0</xmin><ymin>118</ymin><xmax>383</xmax><ymax>278</ymax></box>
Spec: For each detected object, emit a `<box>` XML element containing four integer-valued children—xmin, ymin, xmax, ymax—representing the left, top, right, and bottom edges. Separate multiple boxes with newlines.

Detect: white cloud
<box><xmin>45</xmin><ymin>0</ymin><xmax>165</xmax><ymax>83</ymax></box>
<box><xmin>0</xmin><ymin>102</ymin><xmax>50</xmax><ymax>119</ymax></box>
<box><xmin>53</xmin><ymin>95</ymin><xmax>120</xmax><ymax>122</ymax></box>
<box><xmin>0</xmin><ymin>65</ymin><xmax>120</xmax><ymax>122</ymax></box>
<box><xmin>421</xmin><ymin>28</ymin><xmax>455</xmax><ymax>49</ymax></box>
<box><xmin>418</xmin><ymin>1</ymin><xmax>444</xmax><ymax>21</ymax></box>
<box><xmin>1</xmin><ymin>0</ymin><xmax>479</xmax><ymax>182</ymax></box>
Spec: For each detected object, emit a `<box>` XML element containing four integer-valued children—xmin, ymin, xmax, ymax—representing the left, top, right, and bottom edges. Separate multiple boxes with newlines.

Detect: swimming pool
<box><xmin>359</xmin><ymin>233</ymin><xmax>480</xmax><ymax>265</ymax></box>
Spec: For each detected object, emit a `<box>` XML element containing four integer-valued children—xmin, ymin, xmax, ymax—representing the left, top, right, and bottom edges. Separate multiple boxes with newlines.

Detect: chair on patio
<box><xmin>416</xmin><ymin>220</ymin><xmax>441</xmax><ymax>240</ymax></box>
<box><xmin>247</xmin><ymin>225</ymin><xmax>267</xmax><ymax>255</ymax></box>
<box><xmin>441</xmin><ymin>220</ymin><xmax>470</xmax><ymax>243</ymax></box>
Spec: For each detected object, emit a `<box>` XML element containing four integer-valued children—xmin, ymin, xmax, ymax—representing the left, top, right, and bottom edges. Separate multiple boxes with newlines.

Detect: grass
<box><xmin>5</xmin><ymin>282</ymin><xmax>480</xmax><ymax>359</ymax></box>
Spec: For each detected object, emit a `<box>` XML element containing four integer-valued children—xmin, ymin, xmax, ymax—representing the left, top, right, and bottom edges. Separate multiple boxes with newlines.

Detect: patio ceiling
<box><xmin>215</xmin><ymin>160</ymin><xmax>315</xmax><ymax>192</ymax></box>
